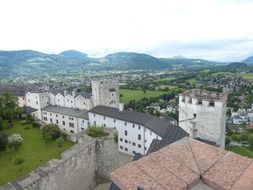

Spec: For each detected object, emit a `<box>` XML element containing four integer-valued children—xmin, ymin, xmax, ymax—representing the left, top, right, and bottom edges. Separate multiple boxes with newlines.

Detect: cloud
<box><xmin>0</xmin><ymin>0</ymin><xmax>253</xmax><ymax>61</ymax></box>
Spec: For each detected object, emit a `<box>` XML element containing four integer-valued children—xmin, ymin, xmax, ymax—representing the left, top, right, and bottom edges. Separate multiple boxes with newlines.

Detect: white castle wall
<box><xmin>179</xmin><ymin>95</ymin><xmax>226</xmax><ymax>148</ymax></box>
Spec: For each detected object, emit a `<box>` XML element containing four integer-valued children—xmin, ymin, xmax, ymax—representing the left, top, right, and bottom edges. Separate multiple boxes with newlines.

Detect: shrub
<box><xmin>114</xmin><ymin>133</ymin><xmax>118</xmax><ymax>143</ymax></box>
<box><xmin>0</xmin><ymin>117</ymin><xmax>3</xmax><ymax>131</ymax></box>
<box><xmin>87</xmin><ymin>125</ymin><xmax>108</xmax><ymax>138</ymax></box>
<box><xmin>249</xmin><ymin>134</ymin><xmax>253</xmax><ymax>151</ymax></box>
<box><xmin>26</xmin><ymin>114</ymin><xmax>35</xmax><ymax>123</ymax></box>
<box><xmin>13</xmin><ymin>158</ymin><xmax>24</xmax><ymax>165</ymax></box>
<box><xmin>56</xmin><ymin>136</ymin><xmax>64</xmax><ymax>147</ymax></box>
<box><xmin>0</xmin><ymin>133</ymin><xmax>8</xmax><ymax>151</ymax></box>
<box><xmin>225</xmin><ymin>137</ymin><xmax>231</xmax><ymax>146</ymax></box>
<box><xmin>231</xmin><ymin>134</ymin><xmax>239</xmax><ymax>141</ymax></box>
<box><xmin>32</xmin><ymin>121</ymin><xmax>40</xmax><ymax>128</ymax></box>
<box><xmin>23</xmin><ymin>126</ymin><xmax>30</xmax><ymax>130</ymax></box>
<box><xmin>238</xmin><ymin>133</ymin><xmax>249</xmax><ymax>142</ymax></box>
<box><xmin>41</xmin><ymin>124</ymin><xmax>61</xmax><ymax>140</ymax></box>
<box><xmin>8</xmin><ymin>134</ymin><xmax>23</xmax><ymax>151</ymax></box>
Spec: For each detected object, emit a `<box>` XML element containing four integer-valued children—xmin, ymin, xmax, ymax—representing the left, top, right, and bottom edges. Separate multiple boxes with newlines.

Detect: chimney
<box><xmin>119</xmin><ymin>103</ymin><xmax>124</xmax><ymax>112</ymax></box>
<box><xmin>64</xmin><ymin>90</ymin><xmax>67</xmax><ymax>97</ymax></box>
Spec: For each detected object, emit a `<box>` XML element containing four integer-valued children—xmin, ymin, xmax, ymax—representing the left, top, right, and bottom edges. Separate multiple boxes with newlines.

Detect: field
<box><xmin>241</xmin><ymin>73</ymin><xmax>253</xmax><ymax>80</ymax></box>
<box><xmin>120</xmin><ymin>89</ymin><xmax>167</xmax><ymax>104</ymax></box>
<box><xmin>0</xmin><ymin>120</ymin><xmax>73</xmax><ymax>185</ymax></box>
<box><xmin>156</xmin><ymin>85</ymin><xmax>177</xmax><ymax>90</ymax></box>
<box><xmin>226</xmin><ymin>146</ymin><xmax>253</xmax><ymax>158</ymax></box>
<box><xmin>154</xmin><ymin>77</ymin><xmax>175</xmax><ymax>82</ymax></box>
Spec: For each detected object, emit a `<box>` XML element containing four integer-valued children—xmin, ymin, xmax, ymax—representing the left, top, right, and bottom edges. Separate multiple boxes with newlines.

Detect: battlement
<box><xmin>179</xmin><ymin>89</ymin><xmax>227</xmax><ymax>103</ymax></box>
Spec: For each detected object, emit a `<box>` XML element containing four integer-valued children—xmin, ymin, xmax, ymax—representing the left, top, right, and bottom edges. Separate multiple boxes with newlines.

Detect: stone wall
<box><xmin>1</xmin><ymin>129</ymin><xmax>129</xmax><ymax>190</ymax></box>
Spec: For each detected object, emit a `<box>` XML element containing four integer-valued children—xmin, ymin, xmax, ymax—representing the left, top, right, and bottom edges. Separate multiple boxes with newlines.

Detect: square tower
<box><xmin>179</xmin><ymin>89</ymin><xmax>227</xmax><ymax>148</ymax></box>
<box><xmin>91</xmin><ymin>80</ymin><xmax>119</xmax><ymax>108</ymax></box>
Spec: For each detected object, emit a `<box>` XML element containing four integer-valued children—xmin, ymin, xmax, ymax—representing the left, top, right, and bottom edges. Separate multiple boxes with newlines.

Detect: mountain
<box><xmin>99</xmin><ymin>52</ymin><xmax>172</xmax><ymax>69</ymax></box>
<box><xmin>0</xmin><ymin>50</ymin><xmax>225</xmax><ymax>78</ymax></box>
<box><xmin>243</xmin><ymin>56</ymin><xmax>253</xmax><ymax>64</ymax></box>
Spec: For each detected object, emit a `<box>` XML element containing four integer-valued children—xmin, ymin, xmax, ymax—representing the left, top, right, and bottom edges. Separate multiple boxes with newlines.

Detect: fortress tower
<box><xmin>179</xmin><ymin>89</ymin><xmax>227</xmax><ymax>148</ymax></box>
<box><xmin>91</xmin><ymin>80</ymin><xmax>119</xmax><ymax>108</ymax></box>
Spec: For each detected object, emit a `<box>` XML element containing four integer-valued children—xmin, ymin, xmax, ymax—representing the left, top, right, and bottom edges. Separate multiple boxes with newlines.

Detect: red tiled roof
<box><xmin>111</xmin><ymin>138</ymin><xmax>253</xmax><ymax>190</ymax></box>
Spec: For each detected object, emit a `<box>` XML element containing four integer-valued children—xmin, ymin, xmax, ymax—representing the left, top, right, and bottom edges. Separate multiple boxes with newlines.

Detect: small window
<box><xmin>197</xmin><ymin>99</ymin><xmax>202</xmax><ymax>105</ymax></box>
<box><xmin>82</xmin><ymin>120</ymin><xmax>85</xmax><ymax>123</ymax></box>
<box><xmin>188</xmin><ymin>98</ymin><xmax>192</xmax><ymax>104</ymax></box>
<box><xmin>133</xmin><ymin>142</ymin><xmax>136</xmax><ymax>146</ymax></box>
<box><xmin>69</xmin><ymin>122</ymin><xmax>74</xmax><ymax>128</ymax></box>
<box><xmin>103</xmin><ymin>116</ymin><xmax>106</xmax><ymax>120</ymax></box>
<box><xmin>133</xmin><ymin>151</ymin><xmax>136</xmax><ymax>154</ymax></box>
<box><xmin>125</xmin><ymin>140</ymin><xmax>128</xmax><ymax>143</ymax></box>
<box><xmin>56</xmin><ymin>120</ymin><xmax>59</xmax><ymax>124</ymax></box>
<box><xmin>50</xmin><ymin>113</ymin><xmax>52</xmax><ymax>116</ymax></box>
<box><xmin>133</xmin><ymin>124</ymin><xmax>135</xmax><ymax>128</ymax></box>
<box><xmin>138</xmin><ymin>134</ymin><xmax>141</xmax><ymax>140</ymax></box>
<box><xmin>138</xmin><ymin>126</ymin><xmax>141</xmax><ymax>130</ymax></box>
<box><xmin>43</xmin><ymin>117</ymin><xmax>47</xmax><ymax>121</ymax></box>
<box><xmin>50</xmin><ymin>118</ymin><xmax>52</xmax><ymax>123</ymax></box>
<box><xmin>150</xmin><ymin>131</ymin><xmax>152</xmax><ymax>136</ymax></box>
<box><xmin>120</xmin><ymin>146</ymin><xmax>123</xmax><ymax>149</ymax></box>
<box><xmin>114</xmin><ymin>119</ymin><xmax>116</xmax><ymax>123</ymax></box>
<box><xmin>120</xmin><ymin>138</ymin><xmax>123</xmax><ymax>141</ymax></box>
<box><xmin>125</xmin><ymin>130</ymin><xmax>127</xmax><ymax>136</ymax></box>
<box><xmin>138</xmin><ymin>144</ymin><xmax>141</xmax><ymax>148</ymax></box>
<box><xmin>125</xmin><ymin>147</ymin><xmax>128</xmax><ymax>151</ymax></box>
<box><xmin>193</xmin><ymin>113</ymin><xmax>197</xmax><ymax>118</ymax></box>
<box><xmin>182</xmin><ymin>96</ymin><xmax>185</xmax><ymax>102</ymax></box>
<box><xmin>209</xmin><ymin>101</ymin><xmax>215</xmax><ymax>107</ymax></box>
<box><xmin>93</xmin><ymin>113</ymin><xmax>96</xmax><ymax>117</ymax></box>
<box><xmin>56</xmin><ymin>114</ymin><xmax>58</xmax><ymax>117</ymax></box>
<box><xmin>62</xmin><ymin>116</ymin><xmax>65</xmax><ymax>118</ymax></box>
<box><xmin>70</xmin><ymin>130</ymin><xmax>74</xmax><ymax>133</ymax></box>
<box><xmin>62</xmin><ymin>121</ymin><xmax>65</xmax><ymax>125</ymax></box>
<box><xmin>36</xmin><ymin>101</ymin><xmax>38</xmax><ymax>105</ymax></box>
<box><xmin>125</xmin><ymin>122</ymin><xmax>127</xmax><ymax>126</ymax></box>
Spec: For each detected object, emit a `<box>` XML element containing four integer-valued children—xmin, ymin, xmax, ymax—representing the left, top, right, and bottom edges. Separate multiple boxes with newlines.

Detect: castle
<box><xmin>179</xmin><ymin>89</ymin><xmax>227</xmax><ymax>148</ymax></box>
<box><xmin>21</xmin><ymin>83</ymin><xmax>227</xmax><ymax>156</ymax></box>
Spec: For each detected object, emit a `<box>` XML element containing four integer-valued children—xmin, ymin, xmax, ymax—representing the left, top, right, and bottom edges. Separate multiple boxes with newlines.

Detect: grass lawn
<box><xmin>120</xmin><ymin>89</ymin><xmax>167</xmax><ymax>104</ymax></box>
<box><xmin>0</xmin><ymin>120</ymin><xmax>73</xmax><ymax>185</ymax></box>
<box><xmin>226</xmin><ymin>145</ymin><xmax>253</xmax><ymax>158</ymax></box>
<box><xmin>241</xmin><ymin>73</ymin><xmax>253</xmax><ymax>80</ymax></box>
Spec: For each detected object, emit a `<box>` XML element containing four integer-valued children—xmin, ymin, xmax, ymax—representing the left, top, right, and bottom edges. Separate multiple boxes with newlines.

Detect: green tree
<box><xmin>41</xmin><ymin>124</ymin><xmax>61</xmax><ymax>141</ymax></box>
<box><xmin>0</xmin><ymin>116</ymin><xmax>3</xmax><ymax>130</ymax></box>
<box><xmin>0</xmin><ymin>93</ymin><xmax>20</xmax><ymax>127</ymax></box>
<box><xmin>0</xmin><ymin>134</ymin><xmax>8</xmax><ymax>151</ymax></box>
<box><xmin>226</xmin><ymin>108</ymin><xmax>232</xmax><ymax>118</ymax></box>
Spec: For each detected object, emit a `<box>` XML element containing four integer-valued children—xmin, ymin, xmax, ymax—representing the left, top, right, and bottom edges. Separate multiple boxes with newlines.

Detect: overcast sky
<box><xmin>0</xmin><ymin>0</ymin><xmax>253</xmax><ymax>61</ymax></box>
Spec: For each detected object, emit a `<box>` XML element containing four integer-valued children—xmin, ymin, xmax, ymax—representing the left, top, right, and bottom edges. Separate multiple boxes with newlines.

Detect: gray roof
<box><xmin>42</xmin><ymin>106</ymin><xmax>88</xmax><ymax>119</ymax></box>
<box><xmin>89</xmin><ymin>106</ymin><xmax>180</xmax><ymax>137</ymax></box>
<box><xmin>75</xmin><ymin>92</ymin><xmax>92</xmax><ymax>98</ymax></box>
<box><xmin>23</xmin><ymin>106</ymin><xmax>38</xmax><ymax>114</ymax></box>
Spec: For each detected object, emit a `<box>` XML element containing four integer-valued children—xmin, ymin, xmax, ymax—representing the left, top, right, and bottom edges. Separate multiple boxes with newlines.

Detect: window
<box><xmin>138</xmin><ymin>126</ymin><xmax>141</xmax><ymax>130</ymax></box>
<box><xmin>188</xmin><ymin>97</ymin><xmax>192</xmax><ymax>104</ymax></box>
<box><xmin>50</xmin><ymin>113</ymin><xmax>52</xmax><ymax>116</ymax></box>
<box><xmin>133</xmin><ymin>142</ymin><xmax>136</xmax><ymax>146</ymax></box>
<box><xmin>93</xmin><ymin>113</ymin><xmax>96</xmax><ymax>117</ymax></box>
<box><xmin>138</xmin><ymin>144</ymin><xmax>141</xmax><ymax>148</ymax></box>
<box><xmin>58</xmin><ymin>99</ymin><xmax>60</xmax><ymax>102</ymax></box>
<box><xmin>125</xmin><ymin>122</ymin><xmax>127</xmax><ymax>126</ymax></box>
<box><xmin>62</xmin><ymin>121</ymin><xmax>65</xmax><ymax>126</ymax></box>
<box><xmin>43</xmin><ymin>117</ymin><xmax>47</xmax><ymax>121</ymax></box>
<box><xmin>120</xmin><ymin>138</ymin><xmax>123</xmax><ymax>141</ymax></box>
<box><xmin>209</xmin><ymin>101</ymin><xmax>215</xmax><ymax>107</ymax></box>
<box><xmin>120</xmin><ymin>146</ymin><xmax>123</xmax><ymax>149</ymax></box>
<box><xmin>150</xmin><ymin>131</ymin><xmax>152</xmax><ymax>135</ymax></box>
<box><xmin>197</xmin><ymin>99</ymin><xmax>202</xmax><ymax>105</ymax></box>
<box><xmin>69</xmin><ymin>122</ymin><xmax>74</xmax><ymax>128</ymax></box>
<box><xmin>71</xmin><ymin>101</ymin><xmax>73</xmax><ymax>103</ymax></box>
<box><xmin>125</xmin><ymin>147</ymin><xmax>128</xmax><ymax>151</ymax></box>
<box><xmin>193</xmin><ymin>113</ymin><xmax>197</xmax><ymax>118</ymax></box>
<box><xmin>70</xmin><ymin>130</ymin><xmax>74</xmax><ymax>133</ymax></box>
<box><xmin>114</xmin><ymin>119</ymin><xmax>116</xmax><ymax>123</ymax></box>
<box><xmin>62</xmin><ymin>116</ymin><xmax>65</xmax><ymax>118</ymax></box>
<box><xmin>125</xmin><ymin>140</ymin><xmax>128</xmax><ymax>143</ymax></box>
<box><xmin>133</xmin><ymin>124</ymin><xmax>135</xmax><ymax>128</ymax></box>
<box><xmin>103</xmin><ymin>124</ymin><xmax>106</xmax><ymax>127</ymax></box>
<box><xmin>138</xmin><ymin>134</ymin><xmax>141</xmax><ymax>140</ymax></box>
<box><xmin>182</xmin><ymin>96</ymin><xmax>185</xmax><ymax>102</ymax></box>
<box><xmin>103</xmin><ymin>116</ymin><xmax>106</xmax><ymax>120</ymax></box>
<box><xmin>82</xmin><ymin>120</ymin><xmax>85</xmax><ymax>123</ymax></box>
<box><xmin>133</xmin><ymin>151</ymin><xmax>136</xmax><ymax>154</ymax></box>
<box><xmin>145</xmin><ymin>147</ymin><xmax>147</xmax><ymax>151</ymax></box>
<box><xmin>50</xmin><ymin>118</ymin><xmax>52</xmax><ymax>123</ymax></box>
<box><xmin>56</xmin><ymin>114</ymin><xmax>58</xmax><ymax>117</ymax></box>
<box><xmin>56</xmin><ymin>120</ymin><xmax>59</xmax><ymax>124</ymax></box>
<box><xmin>125</xmin><ymin>130</ymin><xmax>127</xmax><ymax>136</ymax></box>
<box><xmin>36</xmin><ymin>101</ymin><xmax>38</xmax><ymax>105</ymax></box>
